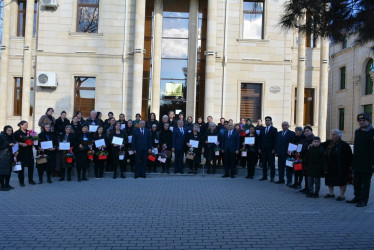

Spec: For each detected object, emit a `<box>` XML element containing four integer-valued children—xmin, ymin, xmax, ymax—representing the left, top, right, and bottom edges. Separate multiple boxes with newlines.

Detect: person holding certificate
<box><xmin>290</xmin><ymin>127</ymin><xmax>306</xmax><ymax>189</ymax></box>
<box><xmin>172</xmin><ymin>120</ymin><xmax>187</xmax><ymax>174</ymax></box>
<box><xmin>185</xmin><ymin>124</ymin><xmax>204</xmax><ymax>174</ymax></box>
<box><xmin>275</xmin><ymin>121</ymin><xmax>295</xmax><ymax>185</ymax></box>
<box><xmin>221</xmin><ymin>122</ymin><xmax>240</xmax><ymax>178</ymax></box>
<box><xmin>159</xmin><ymin>123</ymin><xmax>173</xmax><ymax>173</ymax></box>
<box><xmin>83</xmin><ymin>110</ymin><xmax>103</xmax><ymax>128</ymax></box>
<box><xmin>58</xmin><ymin>125</ymin><xmax>75</xmax><ymax>181</ymax></box>
<box><xmin>109</xmin><ymin>122</ymin><xmax>128</xmax><ymax>179</ymax></box>
<box><xmin>125</xmin><ymin>120</ymin><xmax>135</xmax><ymax>172</ymax></box>
<box><xmin>132</xmin><ymin>120</ymin><xmax>152</xmax><ymax>178</ymax></box>
<box><xmin>0</xmin><ymin>126</ymin><xmax>16</xmax><ymax>191</ymax></box>
<box><xmin>204</xmin><ymin>122</ymin><xmax>220</xmax><ymax>174</ymax></box>
<box><xmin>13</xmin><ymin>121</ymin><xmax>37</xmax><ymax>186</ymax></box>
<box><xmin>74</xmin><ymin>125</ymin><xmax>93</xmax><ymax>182</ymax></box>
<box><xmin>147</xmin><ymin>124</ymin><xmax>160</xmax><ymax>173</ymax></box>
<box><xmin>244</xmin><ymin>126</ymin><xmax>259</xmax><ymax>179</ymax></box>
<box><xmin>38</xmin><ymin>124</ymin><xmax>58</xmax><ymax>184</ymax></box>
<box><xmin>93</xmin><ymin>126</ymin><xmax>108</xmax><ymax>178</ymax></box>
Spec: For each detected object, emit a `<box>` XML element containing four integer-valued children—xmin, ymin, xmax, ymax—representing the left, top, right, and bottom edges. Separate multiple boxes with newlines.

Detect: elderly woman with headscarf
<box><xmin>0</xmin><ymin>126</ymin><xmax>16</xmax><ymax>191</ymax></box>
<box><xmin>323</xmin><ymin>129</ymin><xmax>353</xmax><ymax>201</ymax></box>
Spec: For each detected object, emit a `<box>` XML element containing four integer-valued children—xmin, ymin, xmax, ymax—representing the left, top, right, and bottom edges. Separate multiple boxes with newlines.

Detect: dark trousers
<box><xmin>278</xmin><ymin>154</ymin><xmax>287</xmax><ymax>182</ymax></box>
<box><xmin>308</xmin><ymin>176</ymin><xmax>321</xmax><ymax>194</ymax></box>
<box><xmin>206</xmin><ymin>149</ymin><xmax>217</xmax><ymax>172</ymax></box>
<box><xmin>126</xmin><ymin>154</ymin><xmax>135</xmax><ymax>172</ymax></box>
<box><xmin>148</xmin><ymin>159</ymin><xmax>158</xmax><ymax>172</ymax></box>
<box><xmin>161</xmin><ymin>158</ymin><xmax>171</xmax><ymax>173</ymax></box>
<box><xmin>135</xmin><ymin>149</ymin><xmax>147</xmax><ymax>177</ymax></box>
<box><xmin>76</xmin><ymin>166</ymin><xmax>87</xmax><ymax>181</ymax></box>
<box><xmin>18</xmin><ymin>159</ymin><xmax>35</xmax><ymax>184</ymax></box>
<box><xmin>294</xmin><ymin>171</ymin><xmax>303</xmax><ymax>186</ymax></box>
<box><xmin>303</xmin><ymin>169</ymin><xmax>309</xmax><ymax>190</ymax></box>
<box><xmin>0</xmin><ymin>175</ymin><xmax>10</xmax><ymax>188</ymax></box>
<box><xmin>112</xmin><ymin>154</ymin><xmax>125</xmax><ymax>177</ymax></box>
<box><xmin>224</xmin><ymin>150</ymin><xmax>236</xmax><ymax>177</ymax></box>
<box><xmin>246</xmin><ymin>151</ymin><xmax>257</xmax><ymax>178</ymax></box>
<box><xmin>354</xmin><ymin>171</ymin><xmax>373</xmax><ymax>203</ymax></box>
<box><xmin>37</xmin><ymin>163</ymin><xmax>52</xmax><ymax>181</ymax></box>
<box><xmin>174</xmin><ymin>149</ymin><xmax>184</xmax><ymax>173</ymax></box>
<box><xmin>262</xmin><ymin>149</ymin><xmax>275</xmax><ymax>179</ymax></box>
<box><xmin>286</xmin><ymin>166</ymin><xmax>293</xmax><ymax>185</ymax></box>
<box><xmin>94</xmin><ymin>159</ymin><xmax>105</xmax><ymax>178</ymax></box>
<box><xmin>60</xmin><ymin>165</ymin><xmax>73</xmax><ymax>181</ymax></box>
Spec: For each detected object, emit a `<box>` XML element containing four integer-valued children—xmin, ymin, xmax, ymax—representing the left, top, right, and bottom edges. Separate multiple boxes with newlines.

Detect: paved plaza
<box><xmin>0</xmin><ymin>166</ymin><xmax>373</xmax><ymax>250</ymax></box>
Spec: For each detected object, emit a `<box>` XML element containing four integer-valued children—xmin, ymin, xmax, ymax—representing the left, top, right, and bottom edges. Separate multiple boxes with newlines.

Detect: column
<box><xmin>150</xmin><ymin>0</ymin><xmax>163</xmax><ymax>118</ymax></box>
<box><xmin>0</xmin><ymin>0</ymin><xmax>11</xmax><ymax>128</ymax></box>
<box><xmin>131</xmin><ymin>0</ymin><xmax>146</xmax><ymax>118</ymax></box>
<box><xmin>295</xmin><ymin>13</ymin><xmax>306</xmax><ymax>127</ymax></box>
<box><xmin>21</xmin><ymin>0</ymin><xmax>35</xmax><ymax>121</ymax></box>
<box><xmin>318</xmin><ymin>37</ymin><xmax>329</xmax><ymax>141</ymax></box>
<box><xmin>186</xmin><ymin>0</ymin><xmax>199</xmax><ymax>119</ymax></box>
<box><xmin>369</xmin><ymin>71</ymin><xmax>374</xmax><ymax>116</ymax></box>
<box><xmin>203</xmin><ymin>0</ymin><xmax>217</xmax><ymax>119</ymax></box>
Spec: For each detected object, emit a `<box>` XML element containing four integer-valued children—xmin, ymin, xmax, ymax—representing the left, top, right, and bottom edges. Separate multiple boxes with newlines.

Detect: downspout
<box><xmin>122</xmin><ymin>0</ymin><xmax>129</xmax><ymax>113</ymax></box>
<box><xmin>221</xmin><ymin>0</ymin><xmax>228</xmax><ymax>118</ymax></box>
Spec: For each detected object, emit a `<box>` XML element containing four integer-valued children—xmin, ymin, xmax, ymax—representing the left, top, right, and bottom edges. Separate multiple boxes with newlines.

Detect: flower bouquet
<box><xmin>65</xmin><ymin>152</ymin><xmax>74</xmax><ymax>163</ymax></box>
<box><xmin>36</xmin><ymin>154</ymin><xmax>48</xmax><ymax>164</ymax></box>
<box><xmin>88</xmin><ymin>150</ymin><xmax>94</xmax><ymax>160</ymax></box>
<box><xmin>96</xmin><ymin>150</ymin><xmax>108</xmax><ymax>160</ymax></box>
<box><xmin>25</xmin><ymin>130</ymin><xmax>38</xmax><ymax>146</ymax></box>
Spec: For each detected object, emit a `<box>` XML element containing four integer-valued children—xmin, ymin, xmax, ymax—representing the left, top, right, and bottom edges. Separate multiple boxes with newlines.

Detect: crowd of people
<box><xmin>0</xmin><ymin>108</ymin><xmax>372</xmax><ymax>207</ymax></box>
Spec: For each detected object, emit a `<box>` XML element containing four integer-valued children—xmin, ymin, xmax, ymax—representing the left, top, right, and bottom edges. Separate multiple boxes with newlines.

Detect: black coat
<box><xmin>159</xmin><ymin>129</ymin><xmax>173</xmax><ymax>150</ymax></box>
<box><xmin>146</xmin><ymin>120</ymin><xmax>159</xmax><ymax>130</ymax></box>
<box><xmin>14</xmin><ymin>129</ymin><xmax>34</xmax><ymax>164</ymax></box>
<box><xmin>258</xmin><ymin>126</ymin><xmax>278</xmax><ymax>151</ymax></box>
<box><xmin>0</xmin><ymin>132</ymin><xmax>14</xmax><ymax>175</ymax></box>
<box><xmin>54</xmin><ymin>117</ymin><xmax>71</xmax><ymax>137</ymax></box>
<box><xmin>71</xmin><ymin>122</ymin><xmax>82</xmax><ymax>134</ymax></box>
<box><xmin>352</xmin><ymin>125</ymin><xmax>374</xmax><ymax>173</ymax></box>
<box><xmin>151</xmin><ymin>131</ymin><xmax>160</xmax><ymax>148</ymax></box>
<box><xmin>74</xmin><ymin>132</ymin><xmax>93</xmax><ymax>169</ymax></box>
<box><xmin>185</xmin><ymin>132</ymin><xmax>204</xmax><ymax>164</ymax></box>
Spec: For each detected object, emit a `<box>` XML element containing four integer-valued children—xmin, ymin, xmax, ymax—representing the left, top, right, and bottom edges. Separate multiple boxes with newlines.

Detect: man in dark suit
<box><xmin>221</xmin><ymin>122</ymin><xmax>240</xmax><ymax>178</ymax></box>
<box><xmin>275</xmin><ymin>121</ymin><xmax>295</xmax><ymax>185</ymax></box>
<box><xmin>132</xmin><ymin>120</ymin><xmax>152</xmax><ymax>178</ymax></box>
<box><xmin>172</xmin><ymin>120</ymin><xmax>187</xmax><ymax>173</ymax></box>
<box><xmin>83</xmin><ymin>110</ymin><xmax>103</xmax><ymax>127</ymax></box>
<box><xmin>258</xmin><ymin>116</ymin><xmax>278</xmax><ymax>181</ymax></box>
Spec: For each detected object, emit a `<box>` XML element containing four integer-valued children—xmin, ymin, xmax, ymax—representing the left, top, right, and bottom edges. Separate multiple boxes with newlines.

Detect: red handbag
<box><xmin>148</xmin><ymin>155</ymin><xmax>156</xmax><ymax>162</ymax></box>
<box><xmin>294</xmin><ymin>163</ymin><xmax>303</xmax><ymax>171</ymax></box>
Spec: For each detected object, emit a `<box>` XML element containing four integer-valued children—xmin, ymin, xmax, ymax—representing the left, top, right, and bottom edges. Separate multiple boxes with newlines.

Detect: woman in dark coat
<box><xmin>71</xmin><ymin>116</ymin><xmax>82</xmax><ymax>134</ymax></box>
<box><xmin>299</xmin><ymin>126</ymin><xmax>315</xmax><ymax>193</ymax></box>
<box><xmin>204</xmin><ymin>122</ymin><xmax>220</xmax><ymax>174</ymax></box>
<box><xmin>185</xmin><ymin>116</ymin><xmax>194</xmax><ymax>133</ymax></box>
<box><xmin>159</xmin><ymin>122</ymin><xmax>173</xmax><ymax>173</ymax></box>
<box><xmin>244</xmin><ymin>125</ymin><xmax>259</xmax><ymax>179</ymax></box>
<box><xmin>125</xmin><ymin>120</ymin><xmax>135</xmax><ymax>172</ymax></box>
<box><xmin>13</xmin><ymin>121</ymin><xmax>36</xmax><ymax>186</ymax></box>
<box><xmin>54</xmin><ymin>111</ymin><xmax>70</xmax><ymax>137</ymax></box>
<box><xmin>109</xmin><ymin>122</ymin><xmax>128</xmax><ymax>179</ymax></box>
<box><xmin>0</xmin><ymin>126</ymin><xmax>16</xmax><ymax>191</ymax></box>
<box><xmin>196</xmin><ymin>116</ymin><xmax>206</xmax><ymax>135</ymax></box>
<box><xmin>185</xmin><ymin>124</ymin><xmax>204</xmax><ymax>174</ymax></box>
<box><xmin>290</xmin><ymin>127</ymin><xmax>306</xmax><ymax>188</ymax></box>
<box><xmin>148</xmin><ymin>124</ymin><xmax>160</xmax><ymax>173</ymax></box>
<box><xmin>323</xmin><ymin>129</ymin><xmax>353</xmax><ymax>201</ymax></box>
<box><xmin>74</xmin><ymin>125</ymin><xmax>93</xmax><ymax>181</ymax></box>
<box><xmin>58</xmin><ymin>125</ymin><xmax>75</xmax><ymax>181</ymax></box>
<box><xmin>93</xmin><ymin>125</ymin><xmax>108</xmax><ymax>178</ymax></box>
<box><xmin>38</xmin><ymin>124</ymin><xmax>58</xmax><ymax>184</ymax></box>
<box><xmin>146</xmin><ymin>112</ymin><xmax>159</xmax><ymax>131</ymax></box>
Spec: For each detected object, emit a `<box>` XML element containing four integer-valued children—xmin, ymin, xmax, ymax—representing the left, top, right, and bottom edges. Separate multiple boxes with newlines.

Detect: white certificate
<box><xmin>286</xmin><ymin>160</ymin><xmax>294</xmax><ymax>167</ymax></box>
<box><xmin>120</xmin><ymin>124</ymin><xmax>126</xmax><ymax>130</ymax></box>
<box><xmin>297</xmin><ymin>144</ymin><xmax>303</xmax><ymax>152</ymax></box>
<box><xmin>245</xmin><ymin>130</ymin><xmax>250</xmax><ymax>134</ymax></box>
<box><xmin>153</xmin><ymin>148</ymin><xmax>158</xmax><ymax>155</ymax></box>
<box><xmin>288</xmin><ymin>143</ymin><xmax>298</xmax><ymax>152</ymax></box>
<box><xmin>158</xmin><ymin>156</ymin><xmax>166</xmax><ymax>163</ymax></box>
<box><xmin>128</xmin><ymin>150</ymin><xmax>134</xmax><ymax>155</ymax></box>
<box><xmin>41</xmin><ymin>140</ymin><xmax>53</xmax><ymax>150</ymax></box>
<box><xmin>128</xmin><ymin>136</ymin><xmax>132</xmax><ymax>143</ymax></box>
<box><xmin>12</xmin><ymin>143</ymin><xmax>19</xmax><ymax>154</ymax></box>
<box><xmin>59</xmin><ymin>142</ymin><xmax>70</xmax><ymax>150</ymax></box>
<box><xmin>189</xmin><ymin>140</ymin><xmax>199</xmax><ymax>148</ymax></box>
<box><xmin>89</xmin><ymin>125</ymin><xmax>99</xmax><ymax>133</ymax></box>
<box><xmin>207</xmin><ymin>136</ymin><xmax>218</xmax><ymax>143</ymax></box>
<box><xmin>112</xmin><ymin>136</ymin><xmax>123</xmax><ymax>145</ymax></box>
<box><xmin>256</xmin><ymin>130</ymin><xmax>261</xmax><ymax>136</ymax></box>
<box><xmin>245</xmin><ymin>137</ymin><xmax>255</xmax><ymax>145</ymax></box>
<box><xmin>95</xmin><ymin>139</ymin><xmax>106</xmax><ymax>148</ymax></box>
<box><xmin>170</xmin><ymin>126</ymin><xmax>174</xmax><ymax>131</ymax></box>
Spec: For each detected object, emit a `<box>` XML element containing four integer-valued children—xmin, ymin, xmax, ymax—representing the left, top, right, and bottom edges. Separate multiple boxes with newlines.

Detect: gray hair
<box><xmin>209</xmin><ymin>122</ymin><xmax>216</xmax><ymax>127</ymax></box>
<box><xmin>91</xmin><ymin>110</ymin><xmax>97</xmax><ymax>114</ymax></box>
<box><xmin>162</xmin><ymin>115</ymin><xmax>168</xmax><ymax>119</ymax></box>
<box><xmin>332</xmin><ymin>129</ymin><xmax>342</xmax><ymax>138</ymax></box>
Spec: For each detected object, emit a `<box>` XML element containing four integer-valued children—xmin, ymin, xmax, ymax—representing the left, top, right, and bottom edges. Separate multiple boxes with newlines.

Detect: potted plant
<box><xmin>65</xmin><ymin>152</ymin><xmax>74</xmax><ymax>163</ymax></box>
<box><xmin>96</xmin><ymin>150</ymin><xmax>108</xmax><ymax>160</ymax></box>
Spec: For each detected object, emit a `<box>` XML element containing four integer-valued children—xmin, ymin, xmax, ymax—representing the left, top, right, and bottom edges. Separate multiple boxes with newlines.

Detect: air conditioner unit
<box><xmin>40</xmin><ymin>0</ymin><xmax>59</xmax><ymax>8</ymax></box>
<box><xmin>36</xmin><ymin>72</ymin><xmax>58</xmax><ymax>87</ymax></box>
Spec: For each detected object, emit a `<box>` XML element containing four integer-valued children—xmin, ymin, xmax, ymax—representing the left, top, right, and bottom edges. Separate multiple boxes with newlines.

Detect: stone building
<box><xmin>328</xmin><ymin>39</ymin><xmax>374</xmax><ymax>143</ymax></box>
<box><xmin>0</xmin><ymin>0</ymin><xmax>328</xmax><ymax>138</ymax></box>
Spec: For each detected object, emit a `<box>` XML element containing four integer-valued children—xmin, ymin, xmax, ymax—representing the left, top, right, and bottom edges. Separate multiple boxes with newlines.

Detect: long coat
<box><xmin>352</xmin><ymin>125</ymin><xmax>374</xmax><ymax>173</ymax></box>
<box><xmin>185</xmin><ymin>132</ymin><xmax>204</xmax><ymax>164</ymax></box>
<box><xmin>0</xmin><ymin>133</ymin><xmax>14</xmax><ymax>175</ymax></box>
<box><xmin>324</xmin><ymin>139</ymin><xmax>353</xmax><ymax>186</ymax></box>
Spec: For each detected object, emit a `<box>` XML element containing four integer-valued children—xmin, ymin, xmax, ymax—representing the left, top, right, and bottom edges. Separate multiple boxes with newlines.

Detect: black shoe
<box><xmin>312</xmin><ymin>194</ymin><xmax>319</xmax><ymax>198</ymax></box>
<box><xmin>207</xmin><ymin>169</ymin><xmax>211</xmax><ymax>174</ymax></box>
<box><xmin>347</xmin><ymin>197</ymin><xmax>360</xmax><ymax>204</ymax></box>
<box><xmin>356</xmin><ymin>201</ymin><xmax>367</xmax><ymax>207</ymax></box>
<box><xmin>82</xmin><ymin>177</ymin><xmax>88</xmax><ymax>181</ymax></box>
<box><xmin>336</xmin><ymin>196</ymin><xmax>345</xmax><ymax>201</ymax></box>
<box><xmin>324</xmin><ymin>194</ymin><xmax>335</xmax><ymax>198</ymax></box>
<box><xmin>306</xmin><ymin>193</ymin><xmax>313</xmax><ymax>198</ymax></box>
<box><xmin>188</xmin><ymin>171</ymin><xmax>193</xmax><ymax>174</ymax></box>
<box><xmin>59</xmin><ymin>178</ymin><xmax>64</xmax><ymax>181</ymax></box>
<box><xmin>270</xmin><ymin>178</ymin><xmax>274</xmax><ymax>182</ymax></box>
<box><xmin>259</xmin><ymin>177</ymin><xmax>267</xmax><ymax>181</ymax></box>
<box><xmin>245</xmin><ymin>176</ymin><xmax>250</xmax><ymax>179</ymax></box>
<box><xmin>0</xmin><ymin>187</ymin><xmax>10</xmax><ymax>191</ymax></box>
<box><xmin>47</xmin><ymin>179</ymin><xmax>52</xmax><ymax>184</ymax></box>
<box><xmin>299</xmin><ymin>188</ymin><xmax>309</xmax><ymax>193</ymax></box>
<box><xmin>38</xmin><ymin>180</ymin><xmax>43</xmax><ymax>184</ymax></box>
<box><xmin>113</xmin><ymin>174</ymin><xmax>117</xmax><ymax>179</ymax></box>
<box><xmin>67</xmin><ymin>178</ymin><xmax>71</xmax><ymax>181</ymax></box>
<box><xmin>20</xmin><ymin>182</ymin><xmax>25</xmax><ymax>187</ymax></box>
<box><xmin>230</xmin><ymin>175</ymin><xmax>235</xmax><ymax>178</ymax></box>
<box><xmin>29</xmin><ymin>180</ymin><xmax>37</xmax><ymax>185</ymax></box>
<box><xmin>212</xmin><ymin>170</ymin><xmax>216</xmax><ymax>174</ymax></box>
<box><xmin>180</xmin><ymin>171</ymin><xmax>184</xmax><ymax>174</ymax></box>
<box><xmin>275</xmin><ymin>180</ymin><xmax>285</xmax><ymax>184</ymax></box>
<box><xmin>161</xmin><ymin>170</ymin><xmax>165</xmax><ymax>173</ymax></box>
<box><xmin>134</xmin><ymin>176</ymin><xmax>139</xmax><ymax>179</ymax></box>
<box><xmin>120</xmin><ymin>173</ymin><xmax>126</xmax><ymax>178</ymax></box>
<box><xmin>222</xmin><ymin>175</ymin><xmax>229</xmax><ymax>178</ymax></box>
<box><xmin>78</xmin><ymin>178</ymin><xmax>82</xmax><ymax>182</ymax></box>
<box><xmin>141</xmin><ymin>175</ymin><xmax>146</xmax><ymax>178</ymax></box>
<box><xmin>5</xmin><ymin>185</ymin><xmax>14</xmax><ymax>189</ymax></box>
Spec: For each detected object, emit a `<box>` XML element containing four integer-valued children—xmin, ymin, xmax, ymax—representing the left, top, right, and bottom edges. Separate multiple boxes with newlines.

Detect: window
<box><xmin>365</xmin><ymin>59</ymin><xmax>374</xmax><ymax>95</ymax></box>
<box><xmin>305</xmin><ymin>12</ymin><xmax>316</xmax><ymax>48</ymax></box>
<box><xmin>342</xmin><ymin>36</ymin><xmax>348</xmax><ymax>49</ymax></box>
<box><xmin>294</xmin><ymin>88</ymin><xmax>314</xmax><ymax>125</ymax></box>
<box><xmin>363</xmin><ymin>105</ymin><xmax>372</xmax><ymax>120</ymax></box>
<box><xmin>340</xmin><ymin>66</ymin><xmax>346</xmax><ymax>90</ymax></box>
<box><xmin>17</xmin><ymin>1</ymin><xmax>37</xmax><ymax>37</ymax></box>
<box><xmin>241</xmin><ymin>83</ymin><xmax>262</xmax><ymax>121</ymax></box>
<box><xmin>243</xmin><ymin>0</ymin><xmax>264</xmax><ymax>39</ymax></box>
<box><xmin>13</xmin><ymin>77</ymin><xmax>34</xmax><ymax>116</ymax></box>
<box><xmin>77</xmin><ymin>0</ymin><xmax>99</xmax><ymax>33</ymax></box>
<box><xmin>338</xmin><ymin>108</ymin><xmax>344</xmax><ymax>131</ymax></box>
<box><xmin>74</xmin><ymin>77</ymin><xmax>96</xmax><ymax>117</ymax></box>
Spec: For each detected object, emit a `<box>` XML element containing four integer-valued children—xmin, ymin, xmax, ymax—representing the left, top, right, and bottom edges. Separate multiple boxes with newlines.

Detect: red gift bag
<box><xmin>294</xmin><ymin>163</ymin><xmax>303</xmax><ymax>171</ymax></box>
<box><xmin>148</xmin><ymin>155</ymin><xmax>156</xmax><ymax>162</ymax></box>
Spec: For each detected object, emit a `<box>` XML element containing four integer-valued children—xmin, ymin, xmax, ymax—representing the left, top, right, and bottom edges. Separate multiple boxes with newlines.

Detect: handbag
<box><xmin>36</xmin><ymin>157</ymin><xmax>48</xmax><ymax>164</ymax></box>
<box><xmin>294</xmin><ymin>163</ymin><xmax>303</xmax><ymax>171</ymax></box>
<box><xmin>166</xmin><ymin>150</ymin><xmax>172</xmax><ymax>158</ymax></box>
<box><xmin>186</xmin><ymin>154</ymin><xmax>194</xmax><ymax>160</ymax></box>
<box><xmin>12</xmin><ymin>163</ymin><xmax>22</xmax><ymax>172</ymax></box>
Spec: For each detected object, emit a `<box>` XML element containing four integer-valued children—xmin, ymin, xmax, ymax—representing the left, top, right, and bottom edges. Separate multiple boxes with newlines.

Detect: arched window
<box><xmin>365</xmin><ymin>58</ymin><xmax>374</xmax><ymax>95</ymax></box>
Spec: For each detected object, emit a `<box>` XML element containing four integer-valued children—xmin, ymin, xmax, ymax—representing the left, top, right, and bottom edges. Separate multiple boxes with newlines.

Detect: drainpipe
<box><xmin>122</xmin><ymin>0</ymin><xmax>129</xmax><ymax>113</ymax></box>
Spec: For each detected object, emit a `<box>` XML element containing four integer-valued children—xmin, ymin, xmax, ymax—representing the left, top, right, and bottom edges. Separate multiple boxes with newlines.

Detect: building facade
<box><xmin>328</xmin><ymin>40</ymin><xmax>374</xmax><ymax>143</ymax></box>
<box><xmin>0</xmin><ymin>0</ymin><xmax>328</xmax><ymax>137</ymax></box>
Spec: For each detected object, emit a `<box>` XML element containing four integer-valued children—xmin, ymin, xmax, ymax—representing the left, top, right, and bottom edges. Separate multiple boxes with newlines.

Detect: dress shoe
<box><xmin>141</xmin><ymin>175</ymin><xmax>146</xmax><ymax>178</ymax></box>
<box><xmin>222</xmin><ymin>175</ymin><xmax>229</xmax><ymax>178</ymax></box>
<box><xmin>270</xmin><ymin>179</ymin><xmax>274</xmax><ymax>182</ymax></box>
<box><xmin>29</xmin><ymin>180</ymin><xmax>37</xmax><ymax>185</ymax></box>
<box><xmin>59</xmin><ymin>178</ymin><xmax>64</xmax><ymax>181</ymax></box>
<box><xmin>82</xmin><ymin>177</ymin><xmax>88</xmax><ymax>181</ymax></box>
<box><xmin>0</xmin><ymin>187</ymin><xmax>10</xmax><ymax>191</ymax></box>
<box><xmin>230</xmin><ymin>175</ymin><xmax>235</xmax><ymax>178</ymax></box>
<box><xmin>78</xmin><ymin>178</ymin><xmax>82</xmax><ymax>182</ymax></box>
<box><xmin>38</xmin><ymin>180</ymin><xmax>43</xmax><ymax>184</ymax></box>
<box><xmin>356</xmin><ymin>201</ymin><xmax>367</xmax><ymax>207</ymax></box>
<box><xmin>134</xmin><ymin>176</ymin><xmax>139</xmax><ymax>179</ymax></box>
<box><xmin>47</xmin><ymin>179</ymin><xmax>52</xmax><ymax>184</ymax></box>
<box><xmin>120</xmin><ymin>173</ymin><xmax>126</xmax><ymax>178</ymax></box>
<box><xmin>324</xmin><ymin>194</ymin><xmax>335</xmax><ymax>198</ymax></box>
<box><xmin>312</xmin><ymin>194</ymin><xmax>319</xmax><ymax>198</ymax></box>
<box><xmin>67</xmin><ymin>178</ymin><xmax>71</xmax><ymax>181</ymax></box>
<box><xmin>275</xmin><ymin>180</ymin><xmax>285</xmax><ymax>184</ymax></box>
<box><xmin>113</xmin><ymin>174</ymin><xmax>117</xmax><ymax>179</ymax></box>
<box><xmin>299</xmin><ymin>188</ymin><xmax>309</xmax><ymax>193</ymax></box>
<box><xmin>336</xmin><ymin>196</ymin><xmax>345</xmax><ymax>201</ymax></box>
<box><xmin>6</xmin><ymin>185</ymin><xmax>14</xmax><ymax>189</ymax></box>
<box><xmin>245</xmin><ymin>176</ymin><xmax>250</xmax><ymax>179</ymax></box>
<box><xmin>259</xmin><ymin>177</ymin><xmax>267</xmax><ymax>181</ymax></box>
<box><xmin>346</xmin><ymin>197</ymin><xmax>360</xmax><ymax>204</ymax></box>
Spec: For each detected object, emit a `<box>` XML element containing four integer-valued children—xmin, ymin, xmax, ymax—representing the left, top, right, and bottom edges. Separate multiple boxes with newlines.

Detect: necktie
<box><xmin>141</xmin><ymin>129</ymin><xmax>144</xmax><ymax>136</ymax></box>
<box><xmin>266</xmin><ymin>127</ymin><xmax>269</xmax><ymax>135</ymax></box>
<box><xmin>229</xmin><ymin>130</ymin><xmax>231</xmax><ymax>138</ymax></box>
<box><xmin>282</xmin><ymin>131</ymin><xmax>285</xmax><ymax>136</ymax></box>
<box><xmin>180</xmin><ymin>128</ymin><xmax>183</xmax><ymax>135</ymax></box>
